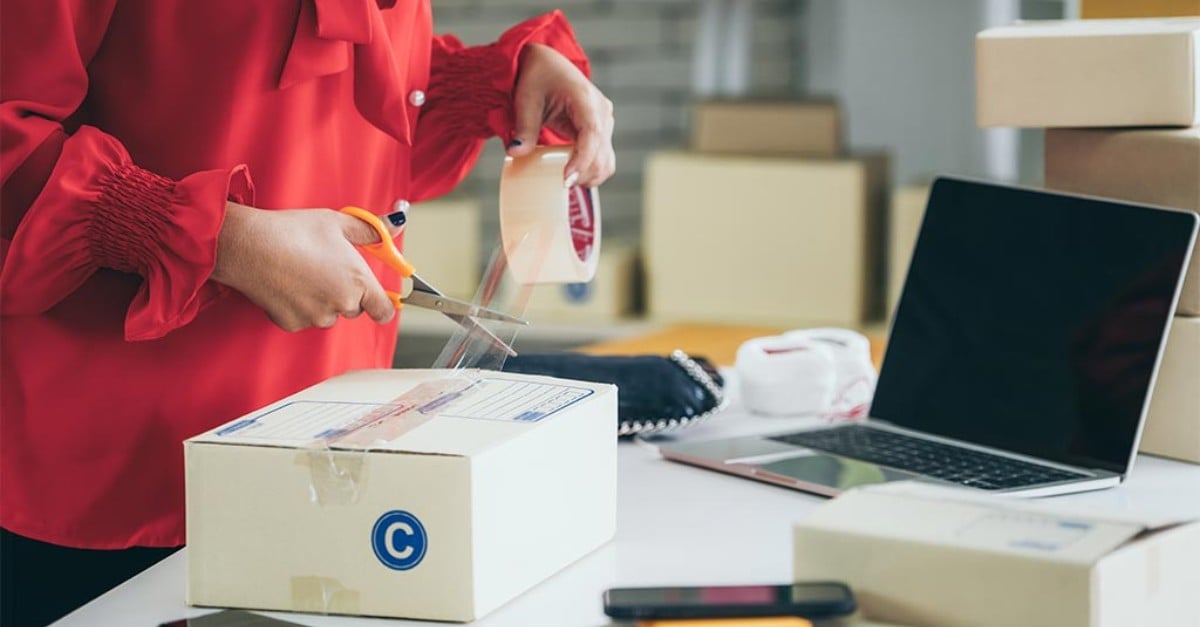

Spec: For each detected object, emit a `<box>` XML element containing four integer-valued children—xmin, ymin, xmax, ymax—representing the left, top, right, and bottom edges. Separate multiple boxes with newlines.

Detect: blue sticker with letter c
<box><xmin>371</xmin><ymin>510</ymin><xmax>427</xmax><ymax>570</ymax></box>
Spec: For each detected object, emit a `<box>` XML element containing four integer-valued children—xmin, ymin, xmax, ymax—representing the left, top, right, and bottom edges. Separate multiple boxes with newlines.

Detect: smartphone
<box><xmin>159</xmin><ymin>610</ymin><xmax>305</xmax><ymax>627</ymax></box>
<box><xmin>603</xmin><ymin>581</ymin><xmax>856</xmax><ymax>620</ymax></box>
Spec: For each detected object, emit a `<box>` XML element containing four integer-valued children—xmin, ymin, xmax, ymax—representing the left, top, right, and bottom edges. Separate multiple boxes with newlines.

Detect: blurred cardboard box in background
<box><xmin>1044</xmin><ymin>127</ymin><xmax>1200</xmax><ymax>315</ymax></box>
<box><xmin>521</xmin><ymin>241</ymin><xmax>640</xmax><ymax>323</ymax></box>
<box><xmin>692</xmin><ymin>100</ymin><xmax>842</xmax><ymax>157</ymax></box>
<box><xmin>643</xmin><ymin>151</ymin><xmax>887</xmax><ymax>327</ymax></box>
<box><xmin>977</xmin><ymin>18</ymin><xmax>1200</xmax><ymax>127</ymax></box>
<box><xmin>1142</xmin><ymin>316</ymin><xmax>1200</xmax><ymax>464</ymax></box>
<box><xmin>887</xmin><ymin>185</ymin><xmax>931</xmax><ymax>316</ymax></box>
<box><xmin>405</xmin><ymin>197</ymin><xmax>481</xmax><ymax>300</ymax></box>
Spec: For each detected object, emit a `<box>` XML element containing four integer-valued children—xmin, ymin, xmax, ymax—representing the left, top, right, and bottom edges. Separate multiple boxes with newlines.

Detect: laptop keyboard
<box><xmin>769</xmin><ymin>425</ymin><xmax>1088</xmax><ymax>490</ymax></box>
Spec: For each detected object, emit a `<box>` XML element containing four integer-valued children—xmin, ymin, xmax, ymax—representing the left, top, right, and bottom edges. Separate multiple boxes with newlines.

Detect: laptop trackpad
<box><xmin>756</xmin><ymin>452</ymin><xmax>920</xmax><ymax>491</ymax></box>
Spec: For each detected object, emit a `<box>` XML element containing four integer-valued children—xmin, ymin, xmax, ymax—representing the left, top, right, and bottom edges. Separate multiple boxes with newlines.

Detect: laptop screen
<box><xmin>872</xmin><ymin>178</ymin><xmax>1197</xmax><ymax>473</ymax></box>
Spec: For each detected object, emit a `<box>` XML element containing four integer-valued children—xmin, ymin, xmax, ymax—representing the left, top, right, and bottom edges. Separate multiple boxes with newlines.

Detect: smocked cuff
<box><xmin>429</xmin><ymin>10</ymin><xmax>590</xmax><ymax>142</ymax></box>
<box><xmin>90</xmin><ymin>163</ymin><xmax>255</xmax><ymax>341</ymax></box>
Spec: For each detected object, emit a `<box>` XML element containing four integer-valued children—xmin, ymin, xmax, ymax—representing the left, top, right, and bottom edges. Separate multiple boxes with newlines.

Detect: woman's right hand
<box><xmin>211</xmin><ymin>202</ymin><xmax>402</xmax><ymax>332</ymax></box>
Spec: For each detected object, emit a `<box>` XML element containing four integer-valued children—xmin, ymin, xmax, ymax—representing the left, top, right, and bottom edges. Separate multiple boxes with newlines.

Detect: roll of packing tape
<box><xmin>784</xmin><ymin>328</ymin><xmax>877</xmax><ymax>392</ymax></box>
<box><xmin>735</xmin><ymin>335</ymin><xmax>838</xmax><ymax>416</ymax></box>
<box><xmin>499</xmin><ymin>146</ymin><xmax>601</xmax><ymax>285</ymax></box>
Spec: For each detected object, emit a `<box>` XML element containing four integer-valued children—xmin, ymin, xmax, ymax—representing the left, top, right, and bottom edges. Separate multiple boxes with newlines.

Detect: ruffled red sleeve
<box><xmin>0</xmin><ymin>0</ymin><xmax>255</xmax><ymax>341</ymax></box>
<box><xmin>409</xmin><ymin>10</ymin><xmax>590</xmax><ymax>201</ymax></box>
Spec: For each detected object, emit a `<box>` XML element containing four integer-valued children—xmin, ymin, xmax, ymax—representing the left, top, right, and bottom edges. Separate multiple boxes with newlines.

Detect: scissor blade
<box><xmin>443</xmin><ymin>313</ymin><xmax>519</xmax><ymax>358</ymax></box>
<box><xmin>403</xmin><ymin>290</ymin><xmax>529</xmax><ymax>325</ymax></box>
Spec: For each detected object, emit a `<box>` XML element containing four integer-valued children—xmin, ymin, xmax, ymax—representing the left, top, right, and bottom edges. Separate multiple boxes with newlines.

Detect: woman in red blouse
<box><xmin>0</xmin><ymin>1</ymin><xmax>614</xmax><ymax>623</ymax></box>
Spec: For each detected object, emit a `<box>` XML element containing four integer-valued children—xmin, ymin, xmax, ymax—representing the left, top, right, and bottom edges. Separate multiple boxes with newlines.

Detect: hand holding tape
<box><xmin>500</xmin><ymin>146</ymin><xmax>601</xmax><ymax>285</ymax></box>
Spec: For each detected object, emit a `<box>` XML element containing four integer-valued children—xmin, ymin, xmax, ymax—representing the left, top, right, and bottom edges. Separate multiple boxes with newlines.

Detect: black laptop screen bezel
<box><xmin>871</xmin><ymin>177</ymin><xmax>1198</xmax><ymax>474</ymax></box>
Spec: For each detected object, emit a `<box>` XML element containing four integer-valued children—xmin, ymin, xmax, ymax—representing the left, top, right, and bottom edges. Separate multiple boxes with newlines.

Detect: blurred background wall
<box><xmin>396</xmin><ymin>0</ymin><xmax>1078</xmax><ymax>364</ymax></box>
<box><xmin>429</xmin><ymin>0</ymin><xmax>1067</xmax><ymax>245</ymax></box>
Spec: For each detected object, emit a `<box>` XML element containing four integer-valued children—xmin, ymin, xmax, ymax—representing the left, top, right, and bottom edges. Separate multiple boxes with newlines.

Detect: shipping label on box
<box><xmin>794</xmin><ymin>483</ymin><xmax>1200</xmax><ymax>627</ymax></box>
<box><xmin>1143</xmin><ymin>316</ymin><xmax>1200</xmax><ymax>463</ymax></box>
<box><xmin>692</xmin><ymin>100</ymin><xmax>843</xmax><ymax>157</ymax></box>
<box><xmin>1045</xmin><ymin>127</ymin><xmax>1200</xmax><ymax>315</ymax></box>
<box><xmin>643</xmin><ymin>151</ymin><xmax>887</xmax><ymax>327</ymax></box>
<box><xmin>977</xmin><ymin>18</ymin><xmax>1200</xmax><ymax>127</ymax></box>
<box><xmin>186</xmin><ymin>369</ymin><xmax>617</xmax><ymax>622</ymax></box>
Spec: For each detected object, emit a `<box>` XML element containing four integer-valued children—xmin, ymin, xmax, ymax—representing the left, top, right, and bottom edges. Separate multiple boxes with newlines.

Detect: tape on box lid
<box><xmin>188</xmin><ymin>369</ymin><xmax>613</xmax><ymax>506</ymax></box>
<box><xmin>190</xmin><ymin>370</ymin><xmax>609</xmax><ymax>456</ymax></box>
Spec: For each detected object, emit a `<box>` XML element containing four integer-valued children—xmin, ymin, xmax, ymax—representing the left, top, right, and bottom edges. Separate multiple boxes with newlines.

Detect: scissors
<box><xmin>340</xmin><ymin>206</ymin><xmax>526</xmax><ymax>357</ymax></box>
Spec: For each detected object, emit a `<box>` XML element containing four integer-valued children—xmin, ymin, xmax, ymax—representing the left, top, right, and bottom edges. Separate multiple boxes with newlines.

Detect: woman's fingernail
<box><xmin>387</xmin><ymin>200</ymin><xmax>409</xmax><ymax>227</ymax></box>
<box><xmin>509</xmin><ymin>138</ymin><xmax>524</xmax><ymax>148</ymax></box>
<box><xmin>563</xmin><ymin>172</ymin><xmax>580</xmax><ymax>189</ymax></box>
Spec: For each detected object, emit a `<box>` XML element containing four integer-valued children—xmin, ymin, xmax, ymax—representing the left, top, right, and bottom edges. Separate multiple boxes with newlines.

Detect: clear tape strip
<box><xmin>290</xmin><ymin>575</ymin><xmax>360</xmax><ymax>615</ymax></box>
<box><xmin>300</xmin><ymin>376</ymin><xmax>478</xmax><ymax>506</ymax></box>
<box><xmin>433</xmin><ymin>233</ymin><xmax>542</xmax><ymax>372</ymax></box>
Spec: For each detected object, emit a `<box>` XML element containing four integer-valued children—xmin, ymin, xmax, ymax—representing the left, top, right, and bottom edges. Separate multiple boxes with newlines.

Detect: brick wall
<box><xmin>428</xmin><ymin>0</ymin><xmax>805</xmax><ymax>246</ymax></box>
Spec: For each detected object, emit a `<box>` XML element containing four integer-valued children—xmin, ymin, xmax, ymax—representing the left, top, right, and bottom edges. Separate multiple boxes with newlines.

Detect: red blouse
<box><xmin>0</xmin><ymin>0</ymin><xmax>588</xmax><ymax>549</ymax></box>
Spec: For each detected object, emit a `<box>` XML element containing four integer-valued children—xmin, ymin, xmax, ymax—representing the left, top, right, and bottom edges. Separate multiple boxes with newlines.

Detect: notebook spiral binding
<box><xmin>618</xmin><ymin>349</ymin><xmax>730</xmax><ymax>437</ymax></box>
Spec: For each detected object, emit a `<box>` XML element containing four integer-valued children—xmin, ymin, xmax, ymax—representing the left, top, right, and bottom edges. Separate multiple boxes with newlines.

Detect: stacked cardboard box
<box><xmin>644</xmin><ymin>101</ymin><xmax>888</xmax><ymax>327</ymax></box>
<box><xmin>978</xmin><ymin>18</ymin><xmax>1200</xmax><ymax>463</ymax></box>
<box><xmin>404</xmin><ymin>197</ymin><xmax>481</xmax><ymax>301</ymax></box>
<box><xmin>519</xmin><ymin>241</ymin><xmax>640</xmax><ymax>323</ymax></box>
<box><xmin>692</xmin><ymin>100</ymin><xmax>842</xmax><ymax>157</ymax></box>
<box><xmin>887</xmin><ymin>184</ymin><xmax>931</xmax><ymax>315</ymax></box>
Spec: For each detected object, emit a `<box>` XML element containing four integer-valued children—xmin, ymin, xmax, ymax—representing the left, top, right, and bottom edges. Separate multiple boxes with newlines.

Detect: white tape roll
<box><xmin>785</xmin><ymin>328</ymin><xmax>877</xmax><ymax>393</ymax></box>
<box><xmin>735</xmin><ymin>335</ymin><xmax>837</xmax><ymax>416</ymax></box>
<box><xmin>499</xmin><ymin>146</ymin><xmax>601</xmax><ymax>285</ymax></box>
<box><xmin>736</xmin><ymin>328</ymin><xmax>877</xmax><ymax>417</ymax></box>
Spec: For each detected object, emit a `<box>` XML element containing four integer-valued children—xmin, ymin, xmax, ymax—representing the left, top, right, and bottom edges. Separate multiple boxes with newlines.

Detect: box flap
<box><xmin>799</xmin><ymin>483</ymin><xmax>1160</xmax><ymax>564</ymax></box>
<box><xmin>188</xmin><ymin>369</ymin><xmax>611</xmax><ymax>457</ymax></box>
<box><xmin>872</xmin><ymin>481</ymin><xmax>1199</xmax><ymax>530</ymax></box>
<box><xmin>980</xmin><ymin>17</ymin><xmax>1200</xmax><ymax>39</ymax></box>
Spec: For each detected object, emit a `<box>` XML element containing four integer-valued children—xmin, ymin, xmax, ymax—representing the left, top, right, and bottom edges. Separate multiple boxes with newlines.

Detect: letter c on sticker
<box><xmin>371</xmin><ymin>510</ymin><xmax>427</xmax><ymax>570</ymax></box>
<box><xmin>384</xmin><ymin>522</ymin><xmax>414</xmax><ymax>560</ymax></box>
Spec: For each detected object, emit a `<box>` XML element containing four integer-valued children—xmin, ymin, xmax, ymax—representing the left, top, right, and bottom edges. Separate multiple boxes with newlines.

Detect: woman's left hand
<box><xmin>508</xmin><ymin>43</ymin><xmax>615</xmax><ymax>188</ymax></box>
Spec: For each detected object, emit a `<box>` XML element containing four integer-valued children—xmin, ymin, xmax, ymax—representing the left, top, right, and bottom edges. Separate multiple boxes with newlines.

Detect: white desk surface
<box><xmin>56</xmin><ymin>395</ymin><xmax>1200</xmax><ymax>627</ymax></box>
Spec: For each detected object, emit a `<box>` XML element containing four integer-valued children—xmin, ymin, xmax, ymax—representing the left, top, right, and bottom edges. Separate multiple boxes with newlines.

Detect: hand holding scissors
<box><xmin>340</xmin><ymin>206</ymin><xmax>527</xmax><ymax>356</ymax></box>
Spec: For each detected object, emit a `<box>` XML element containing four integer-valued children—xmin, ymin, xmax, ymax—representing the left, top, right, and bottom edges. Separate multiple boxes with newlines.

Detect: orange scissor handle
<box><xmin>340</xmin><ymin>206</ymin><xmax>414</xmax><ymax>310</ymax></box>
<box><xmin>340</xmin><ymin>206</ymin><xmax>416</xmax><ymax>277</ymax></box>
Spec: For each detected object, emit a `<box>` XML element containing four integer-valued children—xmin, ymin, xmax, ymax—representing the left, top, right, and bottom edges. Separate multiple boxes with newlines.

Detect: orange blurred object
<box><xmin>1081</xmin><ymin>0</ymin><xmax>1199</xmax><ymax>18</ymax></box>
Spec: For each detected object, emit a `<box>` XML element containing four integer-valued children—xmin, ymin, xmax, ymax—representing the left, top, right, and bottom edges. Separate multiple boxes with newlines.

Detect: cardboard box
<box><xmin>1142</xmin><ymin>316</ymin><xmax>1200</xmax><ymax>463</ymax></box>
<box><xmin>521</xmin><ymin>240</ymin><xmax>640</xmax><ymax>323</ymax></box>
<box><xmin>887</xmin><ymin>185</ymin><xmax>931</xmax><ymax>316</ymax></box>
<box><xmin>692</xmin><ymin>100</ymin><xmax>842</xmax><ymax>157</ymax></box>
<box><xmin>1044</xmin><ymin>127</ymin><xmax>1200</xmax><ymax>315</ymax></box>
<box><xmin>186</xmin><ymin>369</ymin><xmax>617</xmax><ymax>621</ymax></box>
<box><xmin>977</xmin><ymin>18</ymin><xmax>1200</xmax><ymax>127</ymax></box>
<box><xmin>404</xmin><ymin>197</ymin><xmax>481</xmax><ymax>300</ymax></box>
<box><xmin>794</xmin><ymin>483</ymin><xmax>1200</xmax><ymax>627</ymax></box>
<box><xmin>643</xmin><ymin>151</ymin><xmax>887</xmax><ymax>327</ymax></box>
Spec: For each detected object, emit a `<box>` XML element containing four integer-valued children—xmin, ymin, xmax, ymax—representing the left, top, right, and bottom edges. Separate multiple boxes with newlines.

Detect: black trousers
<box><xmin>1</xmin><ymin>528</ymin><xmax>179</xmax><ymax>627</ymax></box>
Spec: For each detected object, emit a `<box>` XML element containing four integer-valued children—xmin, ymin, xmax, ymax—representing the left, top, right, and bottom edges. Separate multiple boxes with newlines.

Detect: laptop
<box><xmin>660</xmin><ymin>177</ymin><xmax>1198</xmax><ymax>498</ymax></box>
